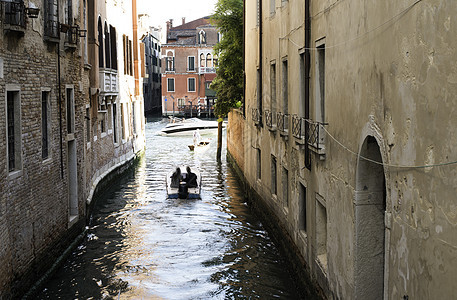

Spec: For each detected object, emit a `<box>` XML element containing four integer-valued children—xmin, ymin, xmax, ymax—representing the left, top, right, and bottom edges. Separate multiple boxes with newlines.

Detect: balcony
<box><xmin>199</xmin><ymin>67</ymin><xmax>216</xmax><ymax>74</ymax></box>
<box><xmin>65</xmin><ymin>25</ymin><xmax>79</xmax><ymax>47</ymax></box>
<box><xmin>165</xmin><ymin>67</ymin><xmax>175</xmax><ymax>72</ymax></box>
<box><xmin>2</xmin><ymin>1</ymin><xmax>26</xmax><ymax>33</ymax></box>
<box><xmin>265</xmin><ymin>109</ymin><xmax>276</xmax><ymax>131</ymax></box>
<box><xmin>99</xmin><ymin>69</ymin><xmax>118</xmax><ymax>94</ymax></box>
<box><xmin>292</xmin><ymin>114</ymin><xmax>327</xmax><ymax>156</ymax></box>
<box><xmin>251</xmin><ymin>107</ymin><xmax>261</xmax><ymax>126</ymax></box>
<box><xmin>276</xmin><ymin>112</ymin><xmax>289</xmax><ymax>137</ymax></box>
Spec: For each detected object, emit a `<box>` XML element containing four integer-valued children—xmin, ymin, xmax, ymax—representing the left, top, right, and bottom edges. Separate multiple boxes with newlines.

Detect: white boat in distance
<box><xmin>159</xmin><ymin>117</ymin><xmax>224</xmax><ymax>136</ymax></box>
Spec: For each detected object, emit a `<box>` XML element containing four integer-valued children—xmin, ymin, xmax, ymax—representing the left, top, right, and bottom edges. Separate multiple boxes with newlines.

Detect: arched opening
<box><xmin>206</xmin><ymin>53</ymin><xmax>212</xmax><ymax>68</ymax></box>
<box><xmin>354</xmin><ymin>136</ymin><xmax>386</xmax><ymax>299</ymax></box>
<box><xmin>104</xmin><ymin>22</ymin><xmax>111</xmax><ymax>69</ymax></box>
<box><xmin>98</xmin><ymin>17</ymin><xmax>104</xmax><ymax>68</ymax></box>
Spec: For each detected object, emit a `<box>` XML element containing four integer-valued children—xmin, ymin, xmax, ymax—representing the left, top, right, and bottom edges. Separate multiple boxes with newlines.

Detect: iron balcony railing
<box><xmin>251</xmin><ymin>107</ymin><xmax>261</xmax><ymax>124</ymax></box>
<box><xmin>265</xmin><ymin>109</ymin><xmax>274</xmax><ymax>129</ymax></box>
<box><xmin>276</xmin><ymin>112</ymin><xmax>289</xmax><ymax>134</ymax></box>
<box><xmin>291</xmin><ymin>115</ymin><xmax>327</xmax><ymax>150</ymax></box>
<box><xmin>65</xmin><ymin>25</ymin><xmax>79</xmax><ymax>45</ymax></box>
<box><xmin>3</xmin><ymin>0</ymin><xmax>26</xmax><ymax>28</ymax></box>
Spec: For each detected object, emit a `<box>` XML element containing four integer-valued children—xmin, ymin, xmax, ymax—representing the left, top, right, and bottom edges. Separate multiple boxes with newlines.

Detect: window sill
<box><xmin>8</xmin><ymin>169</ymin><xmax>23</xmax><ymax>180</ymax></box>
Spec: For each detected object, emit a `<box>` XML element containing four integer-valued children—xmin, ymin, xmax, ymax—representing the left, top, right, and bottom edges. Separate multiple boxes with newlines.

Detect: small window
<box><xmin>188</xmin><ymin>78</ymin><xmax>196</xmax><ymax>92</ymax></box>
<box><xmin>7</xmin><ymin>89</ymin><xmax>22</xmax><ymax>172</ymax></box>
<box><xmin>188</xmin><ymin>56</ymin><xmax>195</xmax><ymax>71</ymax></box>
<box><xmin>42</xmin><ymin>91</ymin><xmax>51</xmax><ymax>160</ymax></box>
<box><xmin>66</xmin><ymin>88</ymin><xmax>75</xmax><ymax>134</ymax></box>
<box><xmin>271</xmin><ymin>155</ymin><xmax>277</xmax><ymax>195</ymax></box>
<box><xmin>167</xmin><ymin>78</ymin><xmax>175</xmax><ymax>92</ymax></box>
<box><xmin>282</xmin><ymin>167</ymin><xmax>288</xmax><ymax>206</ymax></box>
<box><xmin>257</xmin><ymin>149</ymin><xmax>261</xmax><ymax>180</ymax></box>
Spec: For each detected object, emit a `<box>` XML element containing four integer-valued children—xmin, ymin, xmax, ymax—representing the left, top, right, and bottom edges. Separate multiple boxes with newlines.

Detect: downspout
<box><xmin>242</xmin><ymin>0</ymin><xmax>246</xmax><ymax>117</ymax></box>
<box><xmin>304</xmin><ymin>0</ymin><xmax>311</xmax><ymax>170</ymax></box>
<box><xmin>258</xmin><ymin>0</ymin><xmax>263</xmax><ymax>126</ymax></box>
<box><xmin>57</xmin><ymin>41</ymin><xmax>64</xmax><ymax>178</ymax></box>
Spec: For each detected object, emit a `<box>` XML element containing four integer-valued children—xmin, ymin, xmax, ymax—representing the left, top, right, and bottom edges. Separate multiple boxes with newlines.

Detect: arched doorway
<box><xmin>354</xmin><ymin>136</ymin><xmax>386</xmax><ymax>299</ymax></box>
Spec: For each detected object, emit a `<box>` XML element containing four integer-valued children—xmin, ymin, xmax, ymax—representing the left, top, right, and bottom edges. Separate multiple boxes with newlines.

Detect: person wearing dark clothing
<box><xmin>185</xmin><ymin>166</ymin><xmax>198</xmax><ymax>188</ymax></box>
<box><xmin>170</xmin><ymin>167</ymin><xmax>182</xmax><ymax>188</ymax></box>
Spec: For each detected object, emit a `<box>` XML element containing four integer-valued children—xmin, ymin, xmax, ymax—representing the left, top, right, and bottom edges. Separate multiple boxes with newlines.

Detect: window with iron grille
<box><xmin>44</xmin><ymin>0</ymin><xmax>59</xmax><ymax>39</ymax></box>
<box><xmin>3</xmin><ymin>0</ymin><xmax>26</xmax><ymax>28</ymax></box>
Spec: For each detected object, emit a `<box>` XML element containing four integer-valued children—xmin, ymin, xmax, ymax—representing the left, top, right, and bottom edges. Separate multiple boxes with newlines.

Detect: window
<box><xmin>282</xmin><ymin>167</ymin><xmax>288</xmax><ymax>206</ymax></box>
<box><xmin>98</xmin><ymin>18</ymin><xmax>104</xmax><ymax>68</ymax></box>
<box><xmin>104</xmin><ymin>22</ymin><xmax>111</xmax><ymax>69</ymax></box>
<box><xmin>113</xmin><ymin>102</ymin><xmax>118</xmax><ymax>143</ymax></box>
<box><xmin>44</xmin><ymin>0</ymin><xmax>58</xmax><ymax>39</ymax></box>
<box><xmin>316</xmin><ymin>44</ymin><xmax>325</xmax><ymax>124</ymax></box>
<box><xmin>270</xmin><ymin>63</ymin><xmax>276</xmax><ymax>116</ymax></box>
<box><xmin>316</xmin><ymin>194</ymin><xmax>327</xmax><ymax>269</ymax></box>
<box><xmin>6</xmin><ymin>89</ymin><xmax>22</xmax><ymax>173</ymax></box>
<box><xmin>270</xmin><ymin>0</ymin><xmax>275</xmax><ymax>15</ymax></box>
<box><xmin>206</xmin><ymin>53</ymin><xmax>212</xmax><ymax>68</ymax></box>
<box><xmin>300</xmin><ymin>184</ymin><xmax>307</xmax><ymax>232</ymax></box>
<box><xmin>167</xmin><ymin>78</ymin><xmax>175</xmax><ymax>92</ymax></box>
<box><xmin>110</xmin><ymin>26</ymin><xmax>117</xmax><ymax>70</ymax></box>
<box><xmin>85</xmin><ymin>105</ymin><xmax>91</xmax><ymax>145</ymax></box>
<box><xmin>188</xmin><ymin>78</ymin><xmax>196</xmax><ymax>92</ymax></box>
<box><xmin>132</xmin><ymin>102</ymin><xmax>136</xmax><ymax>135</ymax></box>
<box><xmin>123</xmin><ymin>35</ymin><xmax>133</xmax><ymax>75</ymax></box>
<box><xmin>66</xmin><ymin>88</ymin><xmax>75</xmax><ymax>134</ymax></box>
<box><xmin>199</xmin><ymin>30</ymin><xmax>206</xmax><ymax>44</ymax></box>
<box><xmin>271</xmin><ymin>155</ymin><xmax>277</xmax><ymax>195</ymax></box>
<box><xmin>188</xmin><ymin>56</ymin><xmax>195</xmax><ymax>71</ymax></box>
<box><xmin>257</xmin><ymin>149</ymin><xmax>261</xmax><ymax>180</ymax></box>
<box><xmin>4</xmin><ymin>0</ymin><xmax>26</xmax><ymax>28</ymax></box>
<box><xmin>178</xmin><ymin>98</ymin><xmax>185</xmax><ymax>106</ymax></box>
<box><xmin>83</xmin><ymin>0</ymin><xmax>88</xmax><ymax>64</ymax></box>
<box><xmin>200</xmin><ymin>53</ymin><xmax>205</xmax><ymax>68</ymax></box>
<box><xmin>120</xmin><ymin>103</ymin><xmax>126</xmax><ymax>140</ymax></box>
<box><xmin>42</xmin><ymin>91</ymin><xmax>51</xmax><ymax>160</ymax></box>
<box><xmin>282</xmin><ymin>59</ymin><xmax>288</xmax><ymax>114</ymax></box>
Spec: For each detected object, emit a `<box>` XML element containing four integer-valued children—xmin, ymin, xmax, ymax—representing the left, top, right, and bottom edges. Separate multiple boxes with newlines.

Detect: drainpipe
<box><xmin>258</xmin><ymin>0</ymin><xmax>263</xmax><ymax>126</ymax></box>
<box><xmin>242</xmin><ymin>0</ymin><xmax>246</xmax><ymax>117</ymax></box>
<box><xmin>57</xmin><ymin>41</ymin><xmax>64</xmax><ymax>178</ymax></box>
<box><xmin>304</xmin><ymin>0</ymin><xmax>311</xmax><ymax>170</ymax></box>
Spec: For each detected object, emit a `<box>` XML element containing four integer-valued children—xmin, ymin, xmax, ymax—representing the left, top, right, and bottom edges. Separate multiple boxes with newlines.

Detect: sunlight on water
<box><xmin>36</xmin><ymin>119</ymin><xmax>303</xmax><ymax>299</ymax></box>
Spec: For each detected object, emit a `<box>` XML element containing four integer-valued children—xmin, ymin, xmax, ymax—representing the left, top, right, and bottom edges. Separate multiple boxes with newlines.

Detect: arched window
<box><xmin>110</xmin><ymin>26</ymin><xmax>117</xmax><ymax>70</ymax></box>
<box><xmin>98</xmin><ymin>17</ymin><xmax>104</xmax><ymax>68</ymax></box>
<box><xmin>200</xmin><ymin>53</ymin><xmax>205</xmax><ymax>68</ymax></box>
<box><xmin>104</xmin><ymin>22</ymin><xmax>111</xmax><ymax>69</ymax></box>
<box><xmin>199</xmin><ymin>30</ymin><xmax>206</xmax><ymax>44</ymax></box>
<box><xmin>206</xmin><ymin>53</ymin><xmax>212</xmax><ymax>68</ymax></box>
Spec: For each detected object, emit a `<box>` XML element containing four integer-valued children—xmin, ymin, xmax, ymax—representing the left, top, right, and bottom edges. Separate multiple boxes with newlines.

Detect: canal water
<box><xmin>36</xmin><ymin>119</ymin><xmax>305</xmax><ymax>299</ymax></box>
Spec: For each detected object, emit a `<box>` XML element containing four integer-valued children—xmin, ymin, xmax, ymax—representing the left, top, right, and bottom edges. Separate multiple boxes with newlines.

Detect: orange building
<box><xmin>161</xmin><ymin>17</ymin><xmax>219</xmax><ymax>117</ymax></box>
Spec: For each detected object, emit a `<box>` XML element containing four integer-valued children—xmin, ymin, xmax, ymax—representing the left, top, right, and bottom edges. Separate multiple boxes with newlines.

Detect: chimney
<box><xmin>182</xmin><ymin>17</ymin><xmax>186</xmax><ymax>25</ymax></box>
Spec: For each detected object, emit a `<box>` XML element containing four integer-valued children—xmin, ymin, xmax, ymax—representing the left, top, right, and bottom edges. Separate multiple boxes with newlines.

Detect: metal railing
<box><xmin>65</xmin><ymin>25</ymin><xmax>79</xmax><ymax>45</ymax></box>
<box><xmin>199</xmin><ymin>67</ymin><xmax>216</xmax><ymax>74</ymax></box>
<box><xmin>251</xmin><ymin>107</ymin><xmax>261</xmax><ymax>124</ymax></box>
<box><xmin>265</xmin><ymin>109</ymin><xmax>274</xmax><ymax>128</ymax></box>
<box><xmin>276</xmin><ymin>112</ymin><xmax>289</xmax><ymax>134</ymax></box>
<box><xmin>3</xmin><ymin>1</ymin><xmax>26</xmax><ymax>28</ymax></box>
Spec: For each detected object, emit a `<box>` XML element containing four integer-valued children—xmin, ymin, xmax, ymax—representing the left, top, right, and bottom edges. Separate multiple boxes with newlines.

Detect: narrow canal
<box><xmin>36</xmin><ymin>119</ymin><xmax>306</xmax><ymax>299</ymax></box>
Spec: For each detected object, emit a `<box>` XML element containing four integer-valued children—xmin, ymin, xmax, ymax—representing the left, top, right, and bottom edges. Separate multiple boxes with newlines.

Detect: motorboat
<box><xmin>159</xmin><ymin>117</ymin><xmax>224</xmax><ymax>136</ymax></box>
<box><xmin>166</xmin><ymin>167</ymin><xmax>202</xmax><ymax>199</ymax></box>
<box><xmin>188</xmin><ymin>139</ymin><xmax>211</xmax><ymax>151</ymax></box>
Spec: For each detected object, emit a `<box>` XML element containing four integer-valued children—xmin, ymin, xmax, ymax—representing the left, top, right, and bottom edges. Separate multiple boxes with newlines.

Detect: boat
<box><xmin>159</xmin><ymin>117</ymin><xmax>224</xmax><ymax>136</ymax></box>
<box><xmin>188</xmin><ymin>139</ymin><xmax>211</xmax><ymax>151</ymax></box>
<box><xmin>166</xmin><ymin>167</ymin><xmax>202</xmax><ymax>199</ymax></box>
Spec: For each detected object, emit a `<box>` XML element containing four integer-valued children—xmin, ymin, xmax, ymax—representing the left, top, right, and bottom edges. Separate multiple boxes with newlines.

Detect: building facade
<box><xmin>141</xmin><ymin>25</ymin><xmax>162</xmax><ymax>116</ymax></box>
<box><xmin>229</xmin><ymin>0</ymin><xmax>457</xmax><ymax>299</ymax></box>
<box><xmin>161</xmin><ymin>17</ymin><xmax>218</xmax><ymax>117</ymax></box>
<box><xmin>0</xmin><ymin>0</ymin><xmax>144</xmax><ymax>297</ymax></box>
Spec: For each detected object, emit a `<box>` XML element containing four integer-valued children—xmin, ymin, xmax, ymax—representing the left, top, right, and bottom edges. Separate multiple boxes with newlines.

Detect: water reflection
<box><xmin>37</xmin><ymin>119</ymin><xmax>303</xmax><ymax>299</ymax></box>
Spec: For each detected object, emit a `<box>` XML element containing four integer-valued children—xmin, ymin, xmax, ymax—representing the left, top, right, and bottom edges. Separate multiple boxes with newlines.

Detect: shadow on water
<box><xmin>35</xmin><ymin>119</ymin><xmax>308</xmax><ymax>299</ymax></box>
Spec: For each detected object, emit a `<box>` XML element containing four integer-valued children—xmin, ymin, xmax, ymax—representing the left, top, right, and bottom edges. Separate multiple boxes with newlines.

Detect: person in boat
<box><xmin>170</xmin><ymin>167</ymin><xmax>182</xmax><ymax>188</ymax></box>
<box><xmin>193</xmin><ymin>129</ymin><xmax>201</xmax><ymax>146</ymax></box>
<box><xmin>185</xmin><ymin>166</ymin><xmax>198</xmax><ymax>188</ymax></box>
